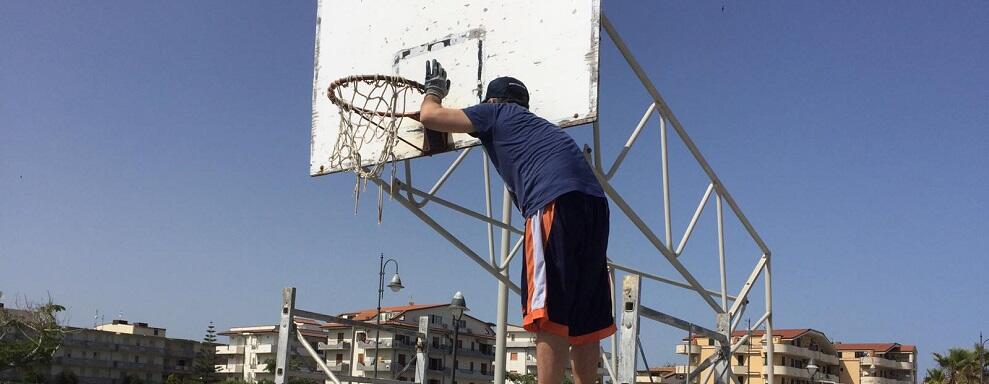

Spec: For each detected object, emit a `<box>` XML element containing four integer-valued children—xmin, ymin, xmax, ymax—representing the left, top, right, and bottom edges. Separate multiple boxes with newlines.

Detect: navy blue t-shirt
<box><xmin>463</xmin><ymin>103</ymin><xmax>605</xmax><ymax>218</ymax></box>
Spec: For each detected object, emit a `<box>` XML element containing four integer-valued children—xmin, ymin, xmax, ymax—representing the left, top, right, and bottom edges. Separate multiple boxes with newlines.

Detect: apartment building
<box><xmin>636</xmin><ymin>367</ymin><xmax>685</xmax><ymax>384</ymax></box>
<box><xmin>834</xmin><ymin>344</ymin><xmax>917</xmax><ymax>384</ymax></box>
<box><xmin>215</xmin><ymin>318</ymin><xmax>327</xmax><ymax>382</ymax></box>
<box><xmin>54</xmin><ymin>320</ymin><xmax>200</xmax><ymax>384</ymax></box>
<box><xmin>503</xmin><ymin>324</ymin><xmax>609</xmax><ymax>384</ymax></box>
<box><xmin>673</xmin><ymin>329</ymin><xmax>916</xmax><ymax>384</ymax></box>
<box><xmin>322</xmin><ymin>303</ymin><xmax>497</xmax><ymax>384</ymax></box>
<box><xmin>217</xmin><ymin>303</ymin><xmax>498</xmax><ymax>384</ymax></box>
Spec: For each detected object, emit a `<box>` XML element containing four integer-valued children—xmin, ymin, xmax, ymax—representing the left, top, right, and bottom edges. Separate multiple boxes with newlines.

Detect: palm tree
<box><xmin>933</xmin><ymin>349</ymin><xmax>976</xmax><ymax>384</ymax></box>
<box><xmin>925</xmin><ymin>368</ymin><xmax>946</xmax><ymax>384</ymax></box>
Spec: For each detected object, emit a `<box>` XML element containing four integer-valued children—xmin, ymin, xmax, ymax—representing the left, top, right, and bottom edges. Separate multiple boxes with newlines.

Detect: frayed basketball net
<box><xmin>327</xmin><ymin>75</ymin><xmax>425</xmax><ymax>222</ymax></box>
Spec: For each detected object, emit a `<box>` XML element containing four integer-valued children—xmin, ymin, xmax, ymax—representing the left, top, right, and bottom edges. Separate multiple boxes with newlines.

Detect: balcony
<box><xmin>216</xmin><ymin>364</ymin><xmax>245</xmax><ymax>373</ymax></box>
<box><xmin>358</xmin><ymin>338</ymin><xmax>416</xmax><ymax>350</ymax></box>
<box><xmin>356</xmin><ymin>361</ymin><xmax>398</xmax><ymax>372</ymax></box>
<box><xmin>455</xmin><ymin>347</ymin><xmax>496</xmax><ymax>358</ymax></box>
<box><xmin>771</xmin><ymin>344</ymin><xmax>839</xmax><ymax>365</ymax></box>
<box><xmin>216</xmin><ymin>345</ymin><xmax>245</xmax><ymax>355</ymax></box>
<box><xmin>116</xmin><ymin>344</ymin><xmax>166</xmax><ymax>354</ymax></box>
<box><xmin>862</xmin><ymin>377</ymin><xmax>912</xmax><ymax>384</ymax></box>
<box><xmin>675</xmin><ymin>365</ymin><xmax>692</xmax><ymax>375</ymax></box>
<box><xmin>456</xmin><ymin>368</ymin><xmax>494</xmax><ymax>378</ymax></box>
<box><xmin>507</xmin><ymin>340</ymin><xmax>533</xmax><ymax>348</ymax></box>
<box><xmin>766</xmin><ymin>366</ymin><xmax>838</xmax><ymax>383</ymax></box>
<box><xmin>860</xmin><ymin>357</ymin><xmax>913</xmax><ymax>371</ymax></box>
<box><xmin>732</xmin><ymin>366</ymin><xmax>751</xmax><ymax>375</ymax></box>
<box><xmin>116</xmin><ymin>361</ymin><xmax>165</xmax><ymax>370</ymax></box>
<box><xmin>53</xmin><ymin>357</ymin><xmax>113</xmax><ymax>368</ymax></box>
<box><xmin>319</xmin><ymin>340</ymin><xmax>353</xmax><ymax>350</ymax></box>
<box><xmin>676</xmin><ymin>344</ymin><xmax>701</xmax><ymax>355</ymax></box>
<box><xmin>525</xmin><ymin>357</ymin><xmax>538</xmax><ymax>367</ymax></box>
<box><xmin>326</xmin><ymin>361</ymin><xmax>351</xmax><ymax>372</ymax></box>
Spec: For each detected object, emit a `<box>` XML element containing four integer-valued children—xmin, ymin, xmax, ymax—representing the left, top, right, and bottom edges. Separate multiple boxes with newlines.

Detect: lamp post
<box><xmin>806</xmin><ymin>359</ymin><xmax>819</xmax><ymax>384</ymax></box>
<box><xmin>449</xmin><ymin>292</ymin><xmax>469</xmax><ymax>384</ymax></box>
<box><xmin>374</xmin><ymin>253</ymin><xmax>404</xmax><ymax>378</ymax></box>
<box><xmin>978</xmin><ymin>332</ymin><xmax>987</xmax><ymax>384</ymax></box>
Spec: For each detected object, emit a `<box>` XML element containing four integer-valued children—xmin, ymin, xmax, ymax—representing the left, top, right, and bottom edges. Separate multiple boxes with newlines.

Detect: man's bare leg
<box><xmin>536</xmin><ymin>331</ymin><xmax>568</xmax><ymax>384</ymax></box>
<box><xmin>570</xmin><ymin>341</ymin><xmax>601</xmax><ymax>384</ymax></box>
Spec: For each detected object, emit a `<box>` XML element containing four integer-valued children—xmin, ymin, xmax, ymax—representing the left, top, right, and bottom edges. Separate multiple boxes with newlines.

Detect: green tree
<box><xmin>925</xmin><ymin>368</ymin><xmax>947</xmax><ymax>384</ymax></box>
<box><xmin>193</xmin><ymin>322</ymin><xmax>220</xmax><ymax>384</ymax></box>
<box><xmin>933</xmin><ymin>348</ymin><xmax>976</xmax><ymax>384</ymax></box>
<box><xmin>165</xmin><ymin>373</ymin><xmax>186</xmax><ymax>384</ymax></box>
<box><xmin>0</xmin><ymin>295</ymin><xmax>68</xmax><ymax>379</ymax></box>
<box><xmin>54</xmin><ymin>370</ymin><xmax>80</xmax><ymax>384</ymax></box>
<box><xmin>507</xmin><ymin>372</ymin><xmax>537</xmax><ymax>384</ymax></box>
<box><xmin>122</xmin><ymin>373</ymin><xmax>146</xmax><ymax>384</ymax></box>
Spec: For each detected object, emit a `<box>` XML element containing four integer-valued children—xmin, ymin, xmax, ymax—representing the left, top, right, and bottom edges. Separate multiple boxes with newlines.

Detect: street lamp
<box><xmin>806</xmin><ymin>358</ymin><xmax>819</xmax><ymax>384</ymax></box>
<box><xmin>449</xmin><ymin>292</ymin><xmax>469</xmax><ymax>384</ymax></box>
<box><xmin>374</xmin><ymin>253</ymin><xmax>403</xmax><ymax>378</ymax></box>
<box><xmin>978</xmin><ymin>332</ymin><xmax>987</xmax><ymax>384</ymax></box>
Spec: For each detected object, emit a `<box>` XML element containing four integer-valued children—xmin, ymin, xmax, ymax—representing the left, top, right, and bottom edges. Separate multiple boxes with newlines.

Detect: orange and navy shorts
<box><xmin>521</xmin><ymin>191</ymin><xmax>616</xmax><ymax>345</ymax></box>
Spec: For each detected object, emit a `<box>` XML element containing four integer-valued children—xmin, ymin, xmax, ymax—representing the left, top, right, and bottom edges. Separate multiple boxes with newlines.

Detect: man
<box><xmin>417</xmin><ymin>59</ymin><xmax>614</xmax><ymax>384</ymax></box>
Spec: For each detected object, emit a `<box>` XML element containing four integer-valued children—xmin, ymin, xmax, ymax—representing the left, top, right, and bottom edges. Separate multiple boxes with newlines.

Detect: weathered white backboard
<box><xmin>310</xmin><ymin>0</ymin><xmax>601</xmax><ymax>176</ymax></box>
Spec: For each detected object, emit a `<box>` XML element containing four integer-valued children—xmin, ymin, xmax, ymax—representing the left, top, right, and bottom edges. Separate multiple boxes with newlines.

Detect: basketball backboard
<box><xmin>310</xmin><ymin>0</ymin><xmax>601</xmax><ymax>176</ymax></box>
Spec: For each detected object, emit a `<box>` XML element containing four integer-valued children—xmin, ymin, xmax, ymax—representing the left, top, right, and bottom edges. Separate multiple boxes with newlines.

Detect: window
<box><xmin>430</xmin><ymin>315</ymin><xmax>444</xmax><ymax>324</ymax></box>
<box><xmin>429</xmin><ymin>358</ymin><xmax>443</xmax><ymax>370</ymax></box>
<box><xmin>855</xmin><ymin>352</ymin><xmax>867</xmax><ymax>358</ymax></box>
<box><xmin>470</xmin><ymin>362</ymin><xmax>475</xmax><ymax>370</ymax></box>
<box><xmin>708</xmin><ymin>339</ymin><xmax>715</xmax><ymax>346</ymax></box>
<box><xmin>338</xmin><ymin>332</ymin><xmax>345</xmax><ymax>342</ymax></box>
<box><xmin>433</xmin><ymin>337</ymin><xmax>441</xmax><ymax>348</ymax></box>
<box><xmin>481</xmin><ymin>363</ymin><xmax>487</xmax><ymax>375</ymax></box>
<box><xmin>357</xmin><ymin>332</ymin><xmax>367</xmax><ymax>342</ymax></box>
<box><xmin>457</xmin><ymin>340</ymin><xmax>463</xmax><ymax>348</ymax></box>
<box><xmin>398</xmin><ymin>354</ymin><xmax>407</xmax><ymax>365</ymax></box>
<box><xmin>134</xmin><ymin>356</ymin><xmax>140</xmax><ymax>363</ymax></box>
<box><xmin>511</xmin><ymin>352</ymin><xmax>518</xmax><ymax>361</ymax></box>
<box><xmin>359</xmin><ymin>353</ymin><xmax>365</xmax><ymax>364</ymax></box>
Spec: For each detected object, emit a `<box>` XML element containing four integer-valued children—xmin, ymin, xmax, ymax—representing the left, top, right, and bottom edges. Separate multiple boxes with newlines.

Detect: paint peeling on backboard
<box><xmin>310</xmin><ymin>0</ymin><xmax>601</xmax><ymax>176</ymax></box>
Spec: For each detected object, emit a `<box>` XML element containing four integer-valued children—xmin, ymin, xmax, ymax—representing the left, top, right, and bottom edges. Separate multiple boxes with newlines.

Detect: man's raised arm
<box><xmin>418</xmin><ymin>60</ymin><xmax>474</xmax><ymax>134</ymax></box>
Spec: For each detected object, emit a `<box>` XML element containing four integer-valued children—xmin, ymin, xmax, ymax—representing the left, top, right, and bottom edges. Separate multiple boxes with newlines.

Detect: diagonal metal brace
<box><xmin>639</xmin><ymin>305</ymin><xmax>726</xmax><ymax>344</ymax></box>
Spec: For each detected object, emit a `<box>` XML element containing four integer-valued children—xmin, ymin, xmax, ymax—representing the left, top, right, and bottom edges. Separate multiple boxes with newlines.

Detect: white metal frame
<box><xmin>283</xmin><ymin>12</ymin><xmax>775</xmax><ymax>384</ymax></box>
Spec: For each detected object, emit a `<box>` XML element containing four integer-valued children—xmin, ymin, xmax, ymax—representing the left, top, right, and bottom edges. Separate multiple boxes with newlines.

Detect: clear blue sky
<box><xmin>2</xmin><ymin>1</ymin><xmax>987</xmax><ymax>375</ymax></box>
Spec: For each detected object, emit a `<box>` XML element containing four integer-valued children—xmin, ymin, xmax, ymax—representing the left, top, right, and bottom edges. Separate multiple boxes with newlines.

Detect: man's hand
<box><xmin>424</xmin><ymin>59</ymin><xmax>451</xmax><ymax>100</ymax></box>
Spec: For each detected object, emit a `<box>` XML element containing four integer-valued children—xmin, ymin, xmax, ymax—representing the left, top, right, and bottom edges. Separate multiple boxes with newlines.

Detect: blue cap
<box><xmin>483</xmin><ymin>77</ymin><xmax>529</xmax><ymax>108</ymax></box>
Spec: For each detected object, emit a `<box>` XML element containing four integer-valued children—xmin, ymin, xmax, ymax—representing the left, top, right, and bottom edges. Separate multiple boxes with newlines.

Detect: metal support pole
<box><xmin>493</xmin><ymin>186</ymin><xmax>512</xmax><ymax>384</ymax></box>
<box><xmin>593</xmin><ymin>120</ymin><xmax>603</xmax><ymax>170</ymax></box>
<box><xmin>415</xmin><ymin>317</ymin><xmax>430</xmax><ymax>384</ymax></box>
<box><xmin>717</xmin><ymin>195</ymin><xmax>728</xmax><ymax>311</ymax></box>
<box><xmin>275</xmin><ymin>288</ymin><xmax>295</xmax><ymax>384</ymax></box>
<box><xmin>483</xmin><ymin>152</ymin><xmax>496</xmax><ymax>264</ymax></box>
<box><xmin>765</xmin><ymin>259</ymin><xmax>774</xmax><ymax>384</ymax></box>
<box><xmin>609</xmin><ymin>267</ymin><xmax>619</xmax><ymax>379</ymax></box>
<box><xmin>617</xmin><ymin>275</ymin><xmax>641</xmax><ymax>384</ymax></box>
<box><xmin>295</xmin><ymin>329</ymin><xmax>342</xmax><ymax>384</ymax></box>
<box><xmin>660</xmin><ymin>115</ymin><xmax>672</xmax><ymax>246</ymax></box>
